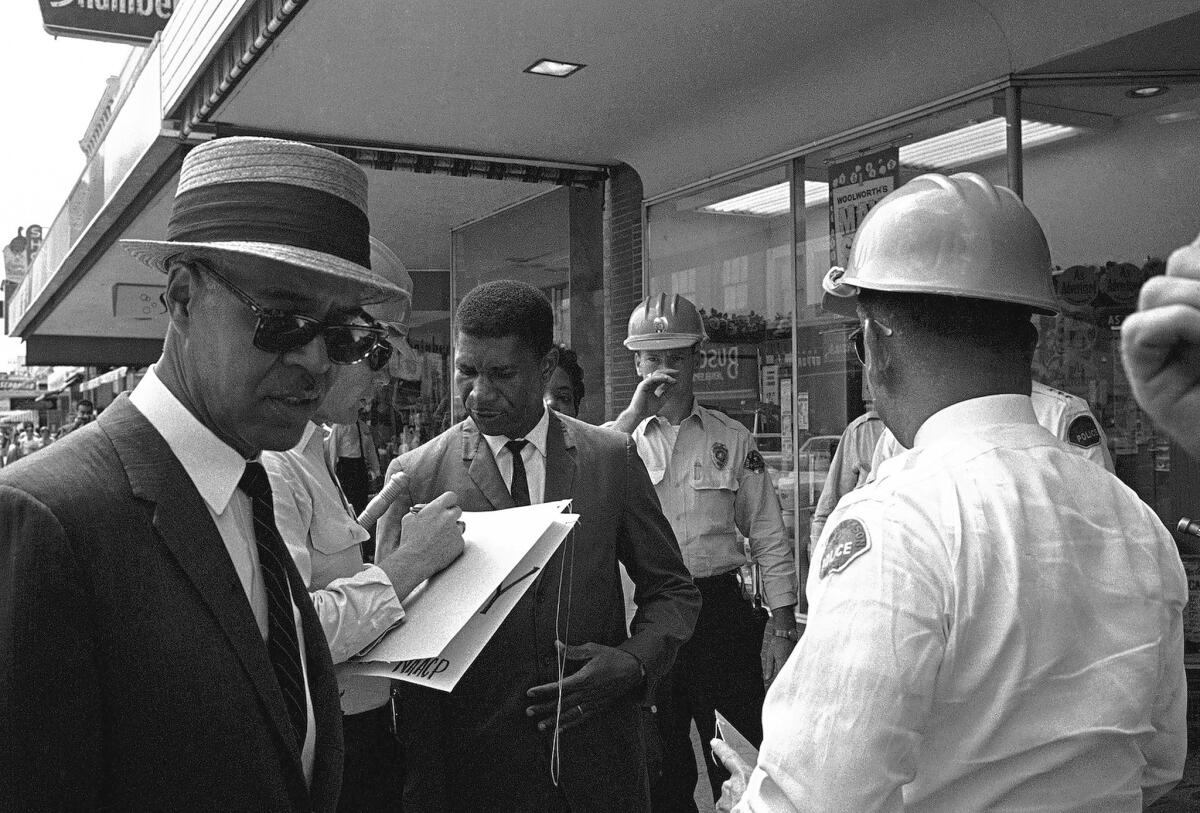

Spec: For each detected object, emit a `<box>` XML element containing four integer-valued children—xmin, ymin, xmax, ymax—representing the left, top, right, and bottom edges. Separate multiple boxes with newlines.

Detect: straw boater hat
<box><xmin>121</xmin><ymin>136</ymin><xmax>405</xmax><ymax>304</ymax></box>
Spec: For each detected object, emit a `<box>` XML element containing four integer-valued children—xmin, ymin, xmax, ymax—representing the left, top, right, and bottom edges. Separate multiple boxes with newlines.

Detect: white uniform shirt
<box><xmin>129</xmin><ymin>367</ymin><xmax>317</xmax><ymax>785</ymax></box>
<box><xmin>870</xmin><ymin>381</ymin><xmax>1115</xmax><ymax>474</ymax></box>
<box><xmin>739</xmin><ymin>394</ymin><xmax>1186</xmax><ymax>812</ymax></box>
<box><xmin>630</xmin><ymin>401</ymin><xmax>794</xmax><ymax>610</ymax></box>
<box><xmin>262</xmin><ymin>422</ymin><xmax>405</xmax><ymax>714</ymax></box>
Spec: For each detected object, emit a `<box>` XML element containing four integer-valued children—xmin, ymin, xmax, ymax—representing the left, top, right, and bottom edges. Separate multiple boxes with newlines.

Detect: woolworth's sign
<box><xmin>41</xmin><ymin>0</ymin><xmax>174</xmax><ymax>45</ymax></box>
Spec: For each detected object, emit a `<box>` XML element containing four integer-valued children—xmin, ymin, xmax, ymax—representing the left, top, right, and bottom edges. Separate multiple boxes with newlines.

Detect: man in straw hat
<box><xmin>713</xmin><ymin>172</ymin><xmax>1185</xmax><ymax>810</ymax></box>
<box><xmin>0</xmin><ymin>136</ymin><xmax>436</xmax><ymax>811</ymax></box>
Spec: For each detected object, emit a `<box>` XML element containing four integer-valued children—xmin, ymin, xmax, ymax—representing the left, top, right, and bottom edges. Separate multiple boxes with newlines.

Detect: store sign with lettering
<box><xmin>41</xmin><ymin>0</ymin><xmax>173</xmax><ymax>45</ymax></box>
<box><xmin>695</xmin><ymin>344</ymin><xmax>759</xmax><ymax>401</ymax></box>
<box><xmin>828</xmin><ymin>146</ymin><xmax>900</xmax><ymax>268</ymax></box>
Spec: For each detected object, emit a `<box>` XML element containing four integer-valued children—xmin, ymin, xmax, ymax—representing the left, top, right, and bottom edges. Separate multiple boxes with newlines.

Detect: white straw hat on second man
<box><xmin>121</xmin><ymin>136</ymin><xmax>405</xmax><ymax>304</ymax></box>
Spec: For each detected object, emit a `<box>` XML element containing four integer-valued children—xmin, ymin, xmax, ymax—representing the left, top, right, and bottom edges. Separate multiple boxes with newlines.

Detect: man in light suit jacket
<box><xmin>376</xmin><ymin>280</ymin><xmax>701</xmax><ymax>812</ymax></box>
<box><xmin>0</xmin><ymin>137</ymin><xmax>410</xmax><ymax>811</ymax></box>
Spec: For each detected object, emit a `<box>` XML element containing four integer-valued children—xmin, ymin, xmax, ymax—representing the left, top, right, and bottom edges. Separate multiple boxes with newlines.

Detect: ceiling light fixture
<box><xmin>1127</xmin><ymin>85</ymin><xmax>1169</xmax><ymax>98</ymax></box>
<box><xmin>1155</xmin><ymin>109</ymin><xmax>1200</xmax><ymax>124</ymax></box>
<box><xmin>699</xmin><ymin>117</ymin><xmax>1082</xmax><ymax>215</ymax></box>
<box><xmin>901</xmin><ymin>118</ymin><xmax>1079</xmax><ymax>171</ymax></box>
<box><xmin>698</xmin><ymin>181</ymin><xmax>829</xmax><ymax>216</ymax></box>
<box><xmin>524</xmin><ymin>59</ymin><xmax>585</xmax><ymax>78</ymax></box>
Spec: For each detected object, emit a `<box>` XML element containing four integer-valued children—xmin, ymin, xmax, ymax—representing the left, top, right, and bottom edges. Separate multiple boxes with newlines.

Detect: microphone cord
<box><xmin>550</xmin><ymin>521</ymin><xmax>577</xmax><ymax>787</ymax></box>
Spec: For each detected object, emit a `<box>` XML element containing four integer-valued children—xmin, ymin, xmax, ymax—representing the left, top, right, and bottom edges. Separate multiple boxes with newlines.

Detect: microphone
<box><xmin>357</xmin><ymin>471</ymin><xmax>408</xmax><ymax>529</ymax></box>
<box><xmin>1178</xmin><ymin>517</ymin><xmax>1200</xmax><ymax>538</ymax></box>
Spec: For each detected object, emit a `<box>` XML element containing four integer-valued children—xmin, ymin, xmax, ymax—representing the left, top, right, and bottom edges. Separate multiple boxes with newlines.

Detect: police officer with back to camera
<box><xmin>713</xmin><ymin>172</ymin><xmax>1186</xmax><ymax>811</ymax></box>
<box><xmin>610</xmin><ymin>293</ymin><xmax>796</xmax><ymax>812</ymax></box>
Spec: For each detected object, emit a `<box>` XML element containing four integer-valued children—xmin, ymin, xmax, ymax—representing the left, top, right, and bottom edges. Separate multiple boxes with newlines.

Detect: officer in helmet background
<box><xmin>820</xmin><ymin>291</ymin><xmax>1117</xmax><ymax>482</ymax></box>
<box><xmin>610</xmin><ymin>293</ymin><xmax>797</xmax><ymax>812</ymax></box>
<box><xmin>713</xmin><ymin>172</ymin><xmax>1186</xmax><ymax>811</ymax></box>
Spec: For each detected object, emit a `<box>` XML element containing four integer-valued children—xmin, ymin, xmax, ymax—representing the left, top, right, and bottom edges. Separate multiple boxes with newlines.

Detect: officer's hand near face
<box><xmin>610</xmin><ymin>368</ymin><xmax>679</xmax><ymax>434</ymax></box>
<box><xmin>1122</xmin><ymin>235</ymin><xmax>1200</xmax><ymax>460</ymax></box>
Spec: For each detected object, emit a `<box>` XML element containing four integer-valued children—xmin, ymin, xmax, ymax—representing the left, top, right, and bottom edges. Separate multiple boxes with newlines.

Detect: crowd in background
<box><xmin>0</xmin><ymin>399</ymin><xmax>96</xmax><ymax>465</ymax></box>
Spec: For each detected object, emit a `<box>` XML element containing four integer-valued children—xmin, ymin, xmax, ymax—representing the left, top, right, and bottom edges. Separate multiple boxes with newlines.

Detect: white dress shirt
<box><xmin>262</xmin><ymin>422</ymin><xmax>404</xmax><ymax>714</ymax></box>
<box><xmin>741</xmin><ymin>394</ymin><xmax>1186</xmax><ymax>812</ymax></box>
<box><xmin>129</xmin><ymin>366</ymin><xmax>317</xmax><ymax>784</ymax></box>
<box><xmin>481</xmin><ymin>408</ymin><xmax>550</xmax><ymax>505</ymax></box>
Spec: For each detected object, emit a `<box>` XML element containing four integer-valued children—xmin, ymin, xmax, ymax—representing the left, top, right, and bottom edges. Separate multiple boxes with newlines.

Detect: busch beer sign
<box><xmin>41</xmin><ymin>0</ymin><xmax>174</xmax><ymax>45</ymax></box>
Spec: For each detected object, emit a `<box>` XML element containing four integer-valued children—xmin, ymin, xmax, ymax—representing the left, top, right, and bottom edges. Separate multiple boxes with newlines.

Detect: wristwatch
<box><xmin>772</xmin><ymin>628</ymin><xmax>800</xmax><ymax>642</ymax></box>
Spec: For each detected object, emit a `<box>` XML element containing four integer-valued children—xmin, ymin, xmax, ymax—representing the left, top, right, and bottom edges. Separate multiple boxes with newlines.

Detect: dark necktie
<box><xmin>505</xmin><ymin>439</ymin><xmax>531</xmax><ymax>507</ymax></box>
<box><xmin>238</xmin><ymin>460</ymin><xmax>308</xmax><ymax>747</ymax></box>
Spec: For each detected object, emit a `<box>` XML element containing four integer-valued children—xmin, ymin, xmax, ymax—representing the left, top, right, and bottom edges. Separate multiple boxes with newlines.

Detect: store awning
<box><xmin>162</xmin><ymin>0</ymin><xmax>1200</xmax><ymax>198</ymax></box>
<box><xmin>14</xmin><ymin>0</ymin><xmax>1200</xmax><ymax>365</ymax></box>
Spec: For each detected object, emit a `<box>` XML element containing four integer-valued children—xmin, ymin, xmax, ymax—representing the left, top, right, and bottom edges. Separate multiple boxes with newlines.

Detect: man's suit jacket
<box><xmin>0</xmin><ymin>396</ymin><xmax>343</xmax><ymax>811</ymax></box>
<box><xmin>376</xmin><ymin>411</ymin><xmax>700</xmax><ymax>813</ymax></box>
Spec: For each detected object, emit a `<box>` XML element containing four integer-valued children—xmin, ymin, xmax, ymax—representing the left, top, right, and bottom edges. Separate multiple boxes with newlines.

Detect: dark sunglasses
<box><xmin>365</xmin><ymin>323</ymin><xmax>409</xmax><ymax>372</ymax></box>
<box><xmin>198</xmin><ymin>263</ymin><xmax>386</xmax><ymax>365</ymax></box>
<box><xmin>366</xmin><ymin>336</ymin><xmax>393</xmax><ymax>372</ymax></box>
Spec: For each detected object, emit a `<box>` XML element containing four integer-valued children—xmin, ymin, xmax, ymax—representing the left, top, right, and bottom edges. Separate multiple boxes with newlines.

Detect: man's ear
<box><xmin>163</xmin><ymin>261</ymin><xmax>199</xmax><ymax>327</ymax></box>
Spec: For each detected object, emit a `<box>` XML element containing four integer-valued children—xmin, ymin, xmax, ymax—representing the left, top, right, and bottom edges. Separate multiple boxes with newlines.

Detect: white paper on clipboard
<box><xmin>714</xmin><ymin>710</ymin><xmax>759</xmax><ymax>765</ymax></box>
<box><xmin>339</xmin><ymin>501</ymin><xmax>576</xmax><ymax>691</ymax></box>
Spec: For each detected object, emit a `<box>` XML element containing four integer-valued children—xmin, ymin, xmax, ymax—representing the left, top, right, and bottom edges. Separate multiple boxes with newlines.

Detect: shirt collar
<box><xmin>913</xmin><ymin>394</ymin><xmax>1038</xmax><ymax>449</ymax></box>
<box><xmin>128</xmin><ymin>365</ymin><xmax>250</xmax><ymax>515</ymax></box>
<box><xmin>481</xmin><ymin>407</ymin><xmax>551</xmax><ymax>459</ymax></box>
<box><xmin>638</xmin><ymin>399</ymin><xmax>706</xmax><ymax>437</ymax></box>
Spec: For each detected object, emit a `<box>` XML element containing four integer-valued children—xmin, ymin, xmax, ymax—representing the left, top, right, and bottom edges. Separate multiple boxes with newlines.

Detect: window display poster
<box><xmin>828</xmin><ymin>147</ymin><xmax>900</xmax><ymax>268</ymax></box>
<box><xmin>796</xmin><ymin>390</ymin><xmax>810</xmax><ymax>432</ymax></box>
<box><xmin>780</xmin><ymin>378</ymin><xmax>794</xmax><ymax>459</ymax></box>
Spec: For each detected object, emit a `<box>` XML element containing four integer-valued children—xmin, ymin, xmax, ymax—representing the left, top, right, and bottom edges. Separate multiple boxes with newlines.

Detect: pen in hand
<box><xmin>410</xmin><ymin>502</ymin><xmax>464</xmax><ymax>534</ymax></box>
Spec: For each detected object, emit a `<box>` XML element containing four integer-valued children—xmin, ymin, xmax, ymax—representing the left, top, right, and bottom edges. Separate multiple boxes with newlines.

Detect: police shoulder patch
<box><xmin>1067</xmin><ymin>415</ymin><xmax>1101</xmax><ymax>448</ymax></box>
<box><xmin>711</xmin><ymin>442</ymin><xmax>729</xmax><ymax>469</ymax></box>
<box><xmin>820</xmin><ymin>519</ymin><xmax>871</xmax><ymax>578</ymax></box>
<box><xmin>744</xmin><ymin>449</ymin><xmax>765</xmax><ymax>473</ymax></box>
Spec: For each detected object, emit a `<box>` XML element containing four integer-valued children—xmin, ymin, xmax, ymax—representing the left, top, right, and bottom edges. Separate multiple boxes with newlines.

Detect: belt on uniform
<box><xmin>692</xmin><ymin>569</ymin><xmax>740</xmax><ymax>589</ymax></box>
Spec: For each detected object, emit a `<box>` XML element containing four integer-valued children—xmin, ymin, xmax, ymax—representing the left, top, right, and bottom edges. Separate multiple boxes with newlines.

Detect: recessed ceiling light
<box><xmin>1127</xmin><ymin>85</ymin><xmax>1169</xmax><ymax>98</ymax></box>
<box><xmin>1156</xmin><ymin>109</ymin><xmax>1200</xmax><ymax>124</ymax></box>
<box><xmin>524</xmin><ymin>59</ymin><xmax>585</xmax><ymax>78</ymax></box>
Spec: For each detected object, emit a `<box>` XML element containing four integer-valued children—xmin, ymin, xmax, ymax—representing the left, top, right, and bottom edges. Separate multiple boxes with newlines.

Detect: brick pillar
<box><xmin>603</xmin><ymin>163</ymin><xmax>644</xmax><ymax>420</ymax></box>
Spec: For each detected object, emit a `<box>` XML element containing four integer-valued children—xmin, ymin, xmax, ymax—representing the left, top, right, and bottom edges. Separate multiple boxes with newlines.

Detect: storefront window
<box><xmin>645</xmin><ymin>163</ymin><xmax>799</xmax><ymax>565</ymax></box>
<box><xmin>1020</xmin><ymin>80</ymin><xmax>1200</xmax><ymax>529</ymax></box>
<box><xmin>644</xmin><ymin>86</ymin><xmax>1200</xmax><ymax>593</ymax></box>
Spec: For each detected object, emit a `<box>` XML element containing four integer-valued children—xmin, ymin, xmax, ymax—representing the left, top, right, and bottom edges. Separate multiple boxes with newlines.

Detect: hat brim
<box><xmin>623</xmin><ymin>335</ymin><xmax>703</xmax><ymax>351</ymax></box>
<box><xmin>120</xmin><ymin>239</ymin><xmax>406</xmax><ymax>305</ymax></box>
<box><xmin>821</xmin><ymin>289</ymin><xmax>860</xmax><ymax>318</ymax></box>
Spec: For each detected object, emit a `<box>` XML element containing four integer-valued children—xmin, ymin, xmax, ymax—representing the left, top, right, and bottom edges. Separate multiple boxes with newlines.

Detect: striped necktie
<box><xmin>238</xmin><ymin>460</ymin><xmax>308</xmax><ymax>746</ymax></box>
